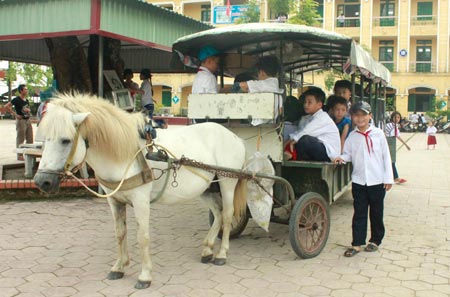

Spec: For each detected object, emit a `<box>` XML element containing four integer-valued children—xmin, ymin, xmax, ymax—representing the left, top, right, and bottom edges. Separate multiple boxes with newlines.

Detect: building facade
<box><xmin>147</xmin><ymin>0</ymin><xmax>449</xmax><ymax>118</ymax></box>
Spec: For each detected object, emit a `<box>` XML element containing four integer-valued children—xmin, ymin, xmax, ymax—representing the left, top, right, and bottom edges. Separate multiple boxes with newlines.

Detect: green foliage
<box><xmin>323</xmin><ymin>69</ymin><xmax>351</xmax><ymax>91</ymax></box>
<box><xmin>288</xmin><ymin>0</ymin><xmax>321</xmax><ymax>26</ymax></box>
<box><xmin>268</xmin><ymin>0</ymin><xmax>291</xmax><ymax>16</ymax></box>
<box><xmin>4</xmin><ymin>62</ymin><xmax>53</xmax><ymax>97</ymax></box>
<box><xmin>236</xmin><ymin>0</ymin><xmax>260</xmax><ymax>24</ymax></box>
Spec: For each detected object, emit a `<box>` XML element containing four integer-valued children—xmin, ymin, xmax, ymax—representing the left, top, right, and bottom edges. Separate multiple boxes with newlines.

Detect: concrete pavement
<box><xmin>0</xmin><ymin>119</ymin><xmax>449</xmax><ymax>297</ymax></box>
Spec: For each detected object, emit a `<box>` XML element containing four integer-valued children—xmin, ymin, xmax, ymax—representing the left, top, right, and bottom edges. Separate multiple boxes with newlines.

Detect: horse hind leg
<box><xmin>214</xmin><ymin>178</ymin><xmax>243</xmax><ymax>266</ymax></box>
<box><xmin>106</xmin><ymin>198</ymin><xmax>130</xmax><ymax>280</ymax></box>
<box><xmin>201</xmin><ymin>192</ymin><xmax>222</xmax><ymax>264</ymax></box>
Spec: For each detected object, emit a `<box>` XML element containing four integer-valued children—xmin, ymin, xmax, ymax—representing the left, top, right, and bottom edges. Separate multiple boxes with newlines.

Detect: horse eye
<box><xmin>61</xmin><ymin>138</ymin><xmax>71</xmax><ymax>145</ymax></box>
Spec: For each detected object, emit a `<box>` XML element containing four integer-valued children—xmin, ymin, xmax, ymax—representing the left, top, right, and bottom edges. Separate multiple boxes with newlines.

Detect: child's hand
<box><xmin>384</xmin><ymin>184</ymin><xmax>393</xmax><ymax>191</ymax></box>
<box><xmin>284</xmin><ymin>139</ymin><xmax>295</xmax><ymax>148</ymax></box>
<box><xmin>333</xmin><ymin>157</ymin><xmax>345</xmax><ymax>164</ymax></box>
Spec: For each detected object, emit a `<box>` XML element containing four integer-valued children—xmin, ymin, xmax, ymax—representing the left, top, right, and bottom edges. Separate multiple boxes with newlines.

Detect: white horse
<box><xmin>34</xmin><ymin>94</ymin><xmax>247</xmax><ymax>289</ymax></box>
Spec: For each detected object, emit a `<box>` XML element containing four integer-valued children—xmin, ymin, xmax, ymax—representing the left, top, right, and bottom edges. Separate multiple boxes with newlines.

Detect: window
<box><xmin>416</xmin><ymin>40</ymin><xmax>432</xmax><ymax>72</ymax></box>
<box><xmin>337</xmin><ymin>4</ymin><xmax>360</xmax><ymax>27</ymax></box>
<box><xmin>201</xmin><ymin>5</ymin><xmax>211</xmax><ymax>23</ymax></box>
<box><xmin>379</xmin><ymin>40</ymin><xmax>394</xmax><ymax>71</ymax></box>
<box><xmin>162</xmin><ymin>87</ymin><xmax>172</xmax><ymax>107</ymax></box>
<box><xmin>380</xmin><ymin>0</ymin><xmax>395</xmax><ymax>26</ymax></box>
<box><xmin>417</xmin><ymin>2</ymin><xmax>432</xmax><ymax>21</ymax></box>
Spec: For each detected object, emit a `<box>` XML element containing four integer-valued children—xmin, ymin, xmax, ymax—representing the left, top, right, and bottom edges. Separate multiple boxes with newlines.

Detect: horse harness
<box><xmin>39</xmin><ymin>125</ymin><xmax>154</xmax><ymax>192</ymax></box>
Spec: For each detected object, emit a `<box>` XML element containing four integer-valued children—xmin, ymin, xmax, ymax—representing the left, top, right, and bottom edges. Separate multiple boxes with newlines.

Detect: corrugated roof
<box><xmin>0</xmin><ymin>0</ymin><xmax>212</xmax><ymax>72</ymax></box>
<box><xmin>173</xmin><ymin>23</ymin><xmax>390</xmax><ymax>85</ymax></box>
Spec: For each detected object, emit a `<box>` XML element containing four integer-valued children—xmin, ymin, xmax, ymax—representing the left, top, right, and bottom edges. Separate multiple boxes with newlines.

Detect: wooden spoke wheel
<box><xmin>289</xmin><ymin>192</ymin><xmax>330</xmax><ymax>258</ymax></box>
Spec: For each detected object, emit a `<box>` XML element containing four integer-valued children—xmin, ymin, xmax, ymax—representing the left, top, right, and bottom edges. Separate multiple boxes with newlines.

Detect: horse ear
<box><xmin>72</xmin><ymin>112</ymin><xmax>91</xmax><ymax>126</ymax></box>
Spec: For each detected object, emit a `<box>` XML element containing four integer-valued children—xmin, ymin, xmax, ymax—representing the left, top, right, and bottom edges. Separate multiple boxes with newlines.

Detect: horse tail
<box><xmin>233</xmin><ymin>179</ymin><xmax>247</xmax><ymax>220</ymax></box>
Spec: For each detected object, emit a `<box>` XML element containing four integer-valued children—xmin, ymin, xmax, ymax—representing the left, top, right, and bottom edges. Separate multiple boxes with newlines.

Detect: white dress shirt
<box><xmin>247</xmin><ymin>77</ymin><xmax>282</xmax><ymax>93</ymax></box>
<box><xmin>341</xmin><ymin>125</ymin><xmax>394</xmax><ymax>186</ymax></box>
<box><xmin>192</xmin><ymin>66</ymin><xmax>218</xmax><ymax>94</ymax></box>
<box><xmin>289</xmin><ymin>109</ymin><xmax>341</xmax><ymax>159</ymax></box>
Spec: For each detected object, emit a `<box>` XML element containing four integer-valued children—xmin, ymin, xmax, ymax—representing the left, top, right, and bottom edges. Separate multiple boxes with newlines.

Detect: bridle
<box><xmin>36</xmin><ymin>125</ymin><xmax>88</xmax><ymax>178</ymax></box>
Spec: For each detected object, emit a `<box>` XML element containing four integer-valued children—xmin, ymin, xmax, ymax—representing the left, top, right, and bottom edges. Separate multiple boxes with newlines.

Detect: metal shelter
<box><xmin>0</xmin><ymin>0</ymin><xmax>211</xmax><ymax>95</ymax></box>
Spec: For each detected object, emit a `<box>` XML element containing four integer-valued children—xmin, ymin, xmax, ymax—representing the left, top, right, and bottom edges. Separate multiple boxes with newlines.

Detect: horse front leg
<box><xmin>131</xmin><ymin>195</ymin><xmax>152</xmax><ymax>289</ymax></box>
<box><xmin>106</xmin><ymin>198</ymin><xmax>129</xmax><ymax>280</ymax></box>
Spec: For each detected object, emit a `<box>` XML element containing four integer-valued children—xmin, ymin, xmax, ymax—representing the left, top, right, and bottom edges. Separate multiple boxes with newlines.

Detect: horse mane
<box><xmin>40</xmin><ymin>93</ymin><xmax>145</xmax><ymax>162</ymax></box>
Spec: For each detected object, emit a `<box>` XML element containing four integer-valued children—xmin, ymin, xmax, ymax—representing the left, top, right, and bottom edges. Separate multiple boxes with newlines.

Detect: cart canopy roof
<box><xmin>173</xmin><ymin>23</ymin><xmax>391</xmax><ymax>85</ymax></box>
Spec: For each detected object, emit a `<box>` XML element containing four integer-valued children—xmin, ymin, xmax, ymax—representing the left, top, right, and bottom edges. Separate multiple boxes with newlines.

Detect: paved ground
<box><xmin>0</xmin><ymin>119</ymin><xmax>449</xmax><ymax>297</ymax></box>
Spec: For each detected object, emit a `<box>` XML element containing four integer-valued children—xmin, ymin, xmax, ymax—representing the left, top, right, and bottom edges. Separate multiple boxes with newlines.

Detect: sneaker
<box><xmin>17</xmin><ymin>156</ymin><xmax>24</xmax><ymax>161</ymax></box>
<box><xmin>395</xmin><ymin>178</ymin><xmax>407</xmax><ymax>184</ymax></box>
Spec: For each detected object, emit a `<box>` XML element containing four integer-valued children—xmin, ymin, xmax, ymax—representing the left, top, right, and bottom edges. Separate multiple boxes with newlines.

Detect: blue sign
<box><xmin>399</xmin><ymin>49</ymin><xmax>407</xmax><ymax>57</ymax></box>
<box><xmin>213</xmin><ymin>5</ymin><xmax>250</xmax><ymax>24</ymax></box>
<box><xmin>172</xmin><ymin>95</ymin><xmax>180</xmax><ymax>104</ymax></box>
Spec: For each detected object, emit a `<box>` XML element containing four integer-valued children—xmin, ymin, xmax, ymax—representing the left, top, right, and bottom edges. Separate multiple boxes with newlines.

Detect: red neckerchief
<box><xmin>356</xmin><ymin>129</ymin><xmax>373</xmax><ymax>154</ymax></box>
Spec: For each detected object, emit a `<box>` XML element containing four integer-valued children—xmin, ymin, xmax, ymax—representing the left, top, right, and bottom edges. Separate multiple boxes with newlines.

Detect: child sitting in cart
<box><xmin>238</xmin><ymin>55</ymin><xmax>282</xmax><ymax>93</ymax></box>
<box><xmin>333</xmin><ymin>80</ymin><xmax>353</xmax><ymax>113</ymax></box>
<box><xmin>328</xmin><ymin>95</ymin><xmax>351</xmax><ymax>153</ymax></box>
<box><xmin>334</xmin><ymin>101</ymin><xmax>393</xmax><ymax>257</ymax></box>
<box><xmin>284</xmin><ymin>88</ymin><xmax>341</xmax><ymax>162</ymax></box>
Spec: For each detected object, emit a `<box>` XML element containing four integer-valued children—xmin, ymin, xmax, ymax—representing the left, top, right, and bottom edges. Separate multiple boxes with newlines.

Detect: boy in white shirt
<box><xmin>285</xmin><ymin>88</ymin><xmax>340</xmax><ymax>161</ymax></box>
<box><xmin>334</xmin><ymin>101</ymin><xmax>394</xmax><ymax>257</ymax></box>
<box><xmin>239</xmin><ymin>56</ymin><xmax>282</xmax><ymax>94</ymax></box>
<box><xmin>192</xmin><ymin>46</ymin><xmax>220</xmax><ymax>94</ymax></box>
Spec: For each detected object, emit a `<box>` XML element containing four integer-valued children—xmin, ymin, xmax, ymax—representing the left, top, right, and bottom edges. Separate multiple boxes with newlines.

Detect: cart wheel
<box><xmin>289</xmin><ymin>192</ymin><xmax>330</xmax><ymax>258</ymax></box>
<box><xmin>209</xmin><ymin>208</ymin><xmax>250</xmax><ymax>239</ymax></box>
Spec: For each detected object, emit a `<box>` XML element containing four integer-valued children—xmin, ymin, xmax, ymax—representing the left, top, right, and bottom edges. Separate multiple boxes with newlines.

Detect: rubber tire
<box><xmin>289</xmin><ymin>192</ymin><xmax>330</xmax><ymax>259</ymax></box>
<box><xmin>208</xmin><ymin>208</ymin><xmax>250</xmax><ymax>239</ymax></box>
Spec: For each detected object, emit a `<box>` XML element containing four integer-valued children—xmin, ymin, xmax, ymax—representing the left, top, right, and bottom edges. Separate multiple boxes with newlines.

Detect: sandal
<box><xmin>344</xmin><ymin>248</ymin><xmax>360</xmax><ymax>257</ymax></box>
<box><xmin>395</xmin><ymin>178</ymin><xmax>407</xmax><ymax>184</ymax></box>
<box><xmin>364</xmin><ymin>243</ymin><xmax>378</xmax><ymax>252</ymax></box>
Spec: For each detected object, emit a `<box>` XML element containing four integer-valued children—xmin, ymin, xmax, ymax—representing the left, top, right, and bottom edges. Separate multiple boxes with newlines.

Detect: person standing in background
<box><xmin>123</xmin><ymin>68</ymin><xmax>139</xmax><ymax>100</ymax></box>
<box><xmin>4</xmin><ymin>84</ymin><xmax>33</xmax><ymax>160</ymax></box>
<box><xmin>385</xmin><ymin>111</ymin><xmax>410</xmax><ymax>184</ymax></box>
<box><xmin>136</xmin><ymin>68</ymin><xmax>155</xmax><ymax>118</ymax></box>
<box><xmin>426</xmin><ymin>121</ymin><xmax>437</xmax><ymax>149</ymax></box>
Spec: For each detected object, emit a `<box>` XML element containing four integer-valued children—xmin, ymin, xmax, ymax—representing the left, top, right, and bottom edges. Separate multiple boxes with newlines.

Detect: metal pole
<box><xmin>98</xmin><ymin>35</ymin><xmax>104</xmax><ymax>97</ymax></box>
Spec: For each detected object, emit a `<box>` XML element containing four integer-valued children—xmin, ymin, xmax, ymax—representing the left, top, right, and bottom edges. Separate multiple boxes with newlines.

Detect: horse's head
<box><xmin>34</xmin><ymin>105</ymin><xmax>90</xmax><ymax>193</ymax></box>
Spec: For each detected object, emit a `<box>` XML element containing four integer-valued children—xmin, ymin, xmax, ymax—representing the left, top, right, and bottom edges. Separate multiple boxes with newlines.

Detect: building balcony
<box><xmin>410</xmin><ymin>15</ymin><xmax>437</xmax><ymax>36</ymax></box>
<box><xmin>409</xmin><ymin>62</ymin><xmax>435</xmax><ymax>73</ymax></box>
<box><xmin>372</xmin><ymin>16</ymin><xmax>397</xmax><ymax>37</ymax></box>
<box><xmin>336</xmin><ymin>17</ymin><xmax>360</xmax><ymax>28</ymax></box>
<box><xmin>380</xmin><ymin>61</ymin><xmax>395</xmax><ymax>72</ymax></box>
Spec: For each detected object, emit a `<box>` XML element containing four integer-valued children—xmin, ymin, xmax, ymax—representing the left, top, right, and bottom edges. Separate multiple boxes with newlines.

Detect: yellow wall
<box><xmin>144</xmin><ymin>0</ymin><xmax>449</xmax><ymax>118</ymax></box>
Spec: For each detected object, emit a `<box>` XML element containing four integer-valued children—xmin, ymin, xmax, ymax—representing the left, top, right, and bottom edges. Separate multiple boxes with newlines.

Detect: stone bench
<box><xmin>16</xmin><ymin>143</ymin><xmax>88</xmax><ymax>179</ymax></box>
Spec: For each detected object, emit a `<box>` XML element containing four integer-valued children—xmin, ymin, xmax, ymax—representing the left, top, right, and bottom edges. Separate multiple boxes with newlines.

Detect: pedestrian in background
<box><xmin>426</xmin><ymin>121</ymin><xmax>437</xmax><ymax>149</ymax></box>
<box><xmin>136</xmin><ymin>68</ymin><xmax>155</xmax><ymax>118</ymax></box>
<box><xmin>334</xmin><ymin>101</ymin><xmax>393</xmax><ymax>257</ymax></box>
<box><xmin>4</xmin><ymin>84</ymin><xmax>33</xmax><ymax>160</ymax></box>
<box><xmin>385</xmin><ymin>111</ymin><xmax>410</xmax><ymax>184</ymax></box>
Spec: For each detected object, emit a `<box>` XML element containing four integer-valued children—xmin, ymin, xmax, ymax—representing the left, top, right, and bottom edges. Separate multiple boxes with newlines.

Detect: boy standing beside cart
<box><xmin>334</xmin><ymin>101</ymin><xmax>393</xmax><ymax>257</ymax></box>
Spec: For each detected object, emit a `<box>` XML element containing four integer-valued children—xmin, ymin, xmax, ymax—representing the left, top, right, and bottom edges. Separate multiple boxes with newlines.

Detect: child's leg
<box><xmin>351</xmin><ymin>183</ymin><xmax>370</xmax><ymax>247</ymax></box>
<box><xmin>295</xmin><ymin>135</ymin><xmax>329</xmax><ymax>161</ymax></box>
<box><xmin>392</xmin><ymin>163</ymin><xmax>398</xmax><ymax>180</ymax></box>
<box><xmin>367</xmin><ymin>184</ymin><xmax>386</xmax><ymax>246</ymax></box>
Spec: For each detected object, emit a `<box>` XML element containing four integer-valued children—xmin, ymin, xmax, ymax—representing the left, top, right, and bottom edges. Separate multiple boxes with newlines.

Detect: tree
<box><xmin>236</xmin><ymin>0</ymin><xmax>260</xmax><ymax>24</ymax></box>
<box><xmin>268</xmin><ymin>0</ymin><xmax>291</xmax><ymax>18</ymax></box>
<box><xmin>288</xmin><ymin>0</ymin><xmax>321</xmax><ymax>26</ymax></box>
<box><xmin>4</xmin><ymin>62</ymin><xmax>53</xmax><ymax>99</ymax></box>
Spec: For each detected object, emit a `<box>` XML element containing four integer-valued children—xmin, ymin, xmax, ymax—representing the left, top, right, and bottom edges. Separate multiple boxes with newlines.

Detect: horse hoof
<box><xmin>201</xmin><ymin>255</ymin><xmax>213</xmax><ymax>264</ymax></box>
<box><xmin>135</xmin><ymin>280</ymin><xmax>151</xmax><ymax>289</ymax></box>
<box><xmin>213</xmin><ymin>258</ymin><xmax>226</xmax><ymax>266</ymax></box>
<box><xmin>106</xmin><ymin>271</ymin><xmax>124</xmax><ymax>280</ymax></box>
